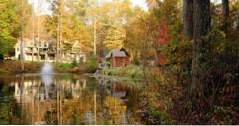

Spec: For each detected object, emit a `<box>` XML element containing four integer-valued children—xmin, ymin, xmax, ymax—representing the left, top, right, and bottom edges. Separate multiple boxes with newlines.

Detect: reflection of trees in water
<box><xmin>96</xmin><ymin>78</ymin><xmax>142</xmax><ymax>124</ymax></box>
<box><xmin>0</xmin><ymin>75</ymin><xmax>142</xmax><ymax>124</ymax></box>
<box><xmin>0</xmin><ymin>99</ymin><xmax>23</xmax><ymax>124</ymax></box>
<box><xmin>0</xmin><ymin>77</ymin><xmax>28</xmax><ymax>124</ymax></box>
<box><xmin>44</xmin><ymin>110</ymin><xmax>57</xmax><ymax>124</ymax></box>
<box><xmin>103</xmin><ymin>96</ymin><xmax>127</xmax><ymax>124</ymax></box>
<box><xmin>48</xmin><ymin>84</ymin><xmax>57</xmax><ymax>100</ymax></box>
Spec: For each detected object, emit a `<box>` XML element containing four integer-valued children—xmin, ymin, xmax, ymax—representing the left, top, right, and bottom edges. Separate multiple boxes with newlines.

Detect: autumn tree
<box><xmin>46</xmin><ymin>0</ymin><xmax>92</xmax><ymax>55</ymax></box>
<box><xmin>146</xmin><ymin>0</ymin><xmax>160</xmax><ymax>10</ymax></box>
<box><xmin>0</xmin><ymin>0</ymin><xmax>32</xmax><ymax>57</ymax></box>
<box><xmin>91</xmin><ymin>0</ymin><xmax>135</xmax><ymax>56</ymax></box>
<box><xmin>0</xmin><ymin>0</ymin><xmax>19</xmax><ymax>56</ymax></box>
<box><xmin>125</xmin><ymin>9</ymin><xmax>153</xmax><ymax>63</ymax></box>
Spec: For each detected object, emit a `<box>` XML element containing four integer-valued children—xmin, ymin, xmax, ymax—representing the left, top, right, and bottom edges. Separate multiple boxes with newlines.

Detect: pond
<box><xmin>0</xmin><ymin>73</ymin><xmax>143</xmax><ymax>125</ymax></box>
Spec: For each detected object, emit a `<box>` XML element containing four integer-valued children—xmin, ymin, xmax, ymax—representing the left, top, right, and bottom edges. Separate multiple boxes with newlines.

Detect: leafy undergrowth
<box><xmin>102</xmin><ymin>64</ymin><xmax>144</xmax><ymax>79</ymax></box>
<box><xmin>169</xmin><ymin>30</ymin><xmax>239</xmax><ymax>124</ymax></box>
<box><xmin>137</xmin><ymin>39</ymin><xmax>239</xmax><ymax>124</ymax></box>
<box><xmin>136</xmin><ymin>67</ymin><xmax>180</xmax><ymax>125</ymax></box>
<box><xmin>0</xmin><ymin>56</ymin><xmax>98</xmax><ymax>75</ymax></box>
<box><xmin>63</xmin><ymin>56</ymin><xmax>98</xmax><ymax>74</ymax></box>
<box><xmin>171</xmin><ymin>63</ymin><xmax>239</xmax><ymax>124</ymax></box>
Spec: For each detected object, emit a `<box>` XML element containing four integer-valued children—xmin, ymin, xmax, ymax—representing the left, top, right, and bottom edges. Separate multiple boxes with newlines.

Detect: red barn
<box><xmin>105</xmin><ymin>48</ymin><xmax>130</xmax><ymax>67</ymax></box>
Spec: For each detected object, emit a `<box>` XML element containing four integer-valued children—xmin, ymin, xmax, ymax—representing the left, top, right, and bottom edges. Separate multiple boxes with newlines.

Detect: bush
<box><xmin>102</xmin><ymin>64</ymin><xmax>143</xmax><ymax>79</ymax></box>
<box><xmin>0</xmin><ymin>54</ymin><xmax>3</xmax><ymax>60</ymax></box>
<box><xmin>56</xmin><ymin>63</ymin><xmax>74</xmax><ymax>70</ymax></box>
<box><xmin>123</xmin><ymin>64</ymin><xmax>143</xmax><ymax>78</ymax></box>
<box><xmin>85</xmin><ymin>56</ymin><xmax>98</xmax><ymax>73</ymax></box>
<box><xmin>71</xmin><ymin>60</ymin><xmax>78</xmax><ymax>67</ymax></box>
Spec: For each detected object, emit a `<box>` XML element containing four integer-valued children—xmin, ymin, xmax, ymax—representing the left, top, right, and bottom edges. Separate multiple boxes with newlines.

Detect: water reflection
<box><xmin>0</xmin><ymin>74</ymin><xmax>141</xmax><ymax>125</ymax></box>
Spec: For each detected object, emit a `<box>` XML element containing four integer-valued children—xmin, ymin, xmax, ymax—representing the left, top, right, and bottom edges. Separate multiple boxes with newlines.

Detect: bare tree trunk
<box><xmin>183</xmin><ymin>0</ymin><xmax>194</xmax><ymax>39</ymax></box>
<box><xmin>56</xmin><ymin>9</ymin><xmax>59</xmax><ymax>63</ymax></box>
<box><xmin>20</xmin><ymin>0</ymin><xmax>24</xmax><ymax>71</ymax></box>
<box><xmin>32</xmin><ymin>0</ymin><xmax>35</xmax><ymax>62</ymax></box>
<box><xmin>192</xmin><ymin>0</ymin><xmax>211</xmax><ymax>98</ymax></box>
<box><xmin>37</xmin><ymin>0</ymin><xmax>40</xmax><ymax>61</ymax></box>
<box><xmin>237</xmin><ymin>11</ymin><xmax>239</xmax><ymax>30</ymax></box>
<box><xmin>93</xmin><ymin>18</ymin><xmax>97</xmax><ymax>56</ymax></box>
<box><xmin>56</xmin><ymin>0</ymin><xmax>64</xmax><ymax>63</ymax></box>
<box><xmin>222</xmin><ymin>0</ymin><xmax>229</xmax><ymax>32</ymax></box>
<box><xmin>20</xmin><ymin>31</ymin><xmax>24</xmax><ymax>71</ymax></box>
<box><xmin>59</xmin><ymin>0</ymin><xmax>63</xmax><ymax>62</ymax></box>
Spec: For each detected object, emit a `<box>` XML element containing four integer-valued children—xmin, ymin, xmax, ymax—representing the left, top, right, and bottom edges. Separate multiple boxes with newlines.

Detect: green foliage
<box><xmin>103</xmin><ymin>64</ymin><xmax>143</xmax><ymax>79</ymax></box>
<box><xmin>85</xmin><ymin>56</ymin><xmax>98</xmax><ymax>73</ymax></box>
<box><xmin>0</xmin><ymin>0</ymin><xmax>18</xmax><ymax>55</ymax></box>
<box><xmin>71</xmin><ymin>60</ymin><xmax>79</xmax><ymax>67</ymax></box>
<box><xmin>56</xmin><ymin>63</ymin><xmax>74</xmax><ymax>70</ymax></box>
<box><xmin>147</xmin><ymin>105</ymin><xmax>174</xmax><ymax>124</ymax></box>
<box><xmin>0</xmin><ymin>0</ymin><xmax>32</xmax><ymax>56</ymax></box>
<box><xmin>123</xmin><ymin>64</ymin><xmax>144</xmax><ymax>78</ymax></box>
<box><xmin>0</xmin><ymin>103</ymin><xmax>10</xmax><ymax>124</ymax></box>
<box><xmin>0</xmin><ymin>54</ymin><xmax>4</xmax><ymax>60</ymax></box>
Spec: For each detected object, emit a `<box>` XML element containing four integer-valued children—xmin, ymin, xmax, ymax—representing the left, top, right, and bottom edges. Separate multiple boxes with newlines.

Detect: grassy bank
<box><xmin>101</xmin><ymin>64</ymin><xmax>144</xmax><ymax>79</ymax></box>
<box><xmin>0</xmin><ymin>59</ymin><xmax>98</xmax><ymax>75</ymax></box>
<box><xmin>0</xmin><ymin>60</ymin><xmax>42</xmax><ymax>74</ymax></box>
<box><xmin>54</xmin><ymin>62</ymin><xmax>97</xmax><ymax>74</ymax></box>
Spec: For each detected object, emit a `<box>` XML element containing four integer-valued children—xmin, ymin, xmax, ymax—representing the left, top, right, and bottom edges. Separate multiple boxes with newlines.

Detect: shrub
<box><xmin>85</xmin><ymin>56</ymin><xmax>98</xmax><ymax>73</ymax></box>
<box><xmin>71</xmin><ymin>60</ymin><xmax>78</xmax><ymax>67</ymax></box>
<box><xmin>102</xmin><ymin>64</ymin><xmax>143</xmax><ymax>79</ymax></box>
<box><xmin>57</xmin><ymin>63</ymin><xmax>74</xmax><ymax>70</ymax></box>
<box><xmin>0</xmin><ymin>54</ymin><xmax>3</xmax><ymax>60</ymax></box>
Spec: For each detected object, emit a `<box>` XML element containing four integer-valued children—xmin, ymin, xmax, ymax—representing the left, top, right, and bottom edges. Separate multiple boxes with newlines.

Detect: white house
<box><xmin>15</xmin><ymin>38</ymin><xmax>87</xmax><ymax>63</ymax></box>
<box><xmin>15</xmin><ymin>38</ymin><xmax>56</xmax><ymax>62</ymax></box>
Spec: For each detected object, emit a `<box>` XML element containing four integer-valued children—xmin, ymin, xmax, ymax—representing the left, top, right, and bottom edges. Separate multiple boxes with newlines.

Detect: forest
<box><xmin>0</xmin><ymin>0</ymin><xmax>239</xmax><ymax>125</ymax></box>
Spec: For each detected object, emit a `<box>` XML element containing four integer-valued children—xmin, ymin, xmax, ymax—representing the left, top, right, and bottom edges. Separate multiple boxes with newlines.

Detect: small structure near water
<box><xmin>105</xmin><ymin>48</ymin><xmax>130</xmax><ymax>67</ymax></box>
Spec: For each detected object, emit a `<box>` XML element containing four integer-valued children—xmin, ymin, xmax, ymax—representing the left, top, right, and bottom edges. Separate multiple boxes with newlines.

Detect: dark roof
<box><xmin>105</xmin><ymin>48</ymin><xmax>129</xmax><ymax>59</ymax></box>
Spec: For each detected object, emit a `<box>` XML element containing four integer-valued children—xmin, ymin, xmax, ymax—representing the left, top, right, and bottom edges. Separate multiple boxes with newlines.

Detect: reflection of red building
<box><xmin>105</xmin><ymin>48</ymin><xmax>130</xmax><ymax>67</ymax></box>
<box><xmin>155</xmin><ymin>50</ymin><xmax>168</xmax><ymax>66</ymax></box>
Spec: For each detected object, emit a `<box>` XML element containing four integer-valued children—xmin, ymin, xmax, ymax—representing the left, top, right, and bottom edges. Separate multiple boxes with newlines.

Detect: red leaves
<box><xmin>156</xmin><ymin>20</ymin><xmax>171</xmax><ymax>45</ymax></box>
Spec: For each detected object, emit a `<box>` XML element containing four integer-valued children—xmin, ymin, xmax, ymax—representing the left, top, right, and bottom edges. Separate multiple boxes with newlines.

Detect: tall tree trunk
<box><xmin>192</xmin><ymin>0</ymin><xmax>211</xmax><ymax>98</ymax></box>
<box><xmin>222</xmin><ymin>0</ymin><xmax>229</xmax><ymax>32</ymax></box>
<box><xmin>93</xmin><ymin>18</ymin><xmax>97</xmax><ymax>56</ymax></box>
<box><xmin>183</xmin><ymin>0</ymin><xmax>194</xmax><ymax>39</ymax></box>
<box><xmin>20</xmin><ymin>0</ymin><xmax>24</xmax><ymax>71</ymax></box>
<box><xmin>56</xmin><ymin>0</ymin><xmax>64</xmax><ymax>62</ymax></box>
<box><xmin>32</xmin><ymin>0</ymin><xmax>35</xmax><ymax>62</ymax></box>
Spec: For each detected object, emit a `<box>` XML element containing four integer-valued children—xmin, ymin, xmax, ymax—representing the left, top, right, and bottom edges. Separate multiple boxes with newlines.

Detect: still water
<box><xmin>0</xmin><ymin>74</ymin><xmax>142</xmax><ymax>125</ymax></box>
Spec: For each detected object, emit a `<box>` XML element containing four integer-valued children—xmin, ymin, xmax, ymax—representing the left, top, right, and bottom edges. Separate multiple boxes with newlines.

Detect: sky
<box><xmin>131</xmin><ymin>0</ymin><xmax>148</xmax><ymax>10</ymax></box>
<box><xmin>28</xmin><ymin>0</ymin><xmax>148</xmax><ymax>15</ymax></box>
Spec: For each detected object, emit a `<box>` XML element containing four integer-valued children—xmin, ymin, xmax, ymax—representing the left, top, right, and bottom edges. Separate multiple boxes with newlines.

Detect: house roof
<box><xmin>105</xmin><ymin>48</ymin><xmax>129</xmax><ymax>59</ymax></box>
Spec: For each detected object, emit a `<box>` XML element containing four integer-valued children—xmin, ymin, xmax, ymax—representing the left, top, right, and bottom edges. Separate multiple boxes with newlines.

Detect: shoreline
<box><xmin>0</xmin><ymin>60</ymin><xmax>96</xmax><ymax>75</ymax></box>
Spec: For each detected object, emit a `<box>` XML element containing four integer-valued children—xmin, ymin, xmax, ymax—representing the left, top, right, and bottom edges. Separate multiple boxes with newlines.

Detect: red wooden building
<box><xmin>105</xmin><ymin>48</ymin><xmax>130</xmax><ymax>67</ymax></box>
<box><xmin>155</xmin><ymin>50</ymin><xmax>168</xmax><ymax>66</ymax></box>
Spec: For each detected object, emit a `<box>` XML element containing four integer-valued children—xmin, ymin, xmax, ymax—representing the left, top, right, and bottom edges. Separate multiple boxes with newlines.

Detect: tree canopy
<box><xmin>0</xmin><ymin>0</ymin><xmax>31</xmax><ymax>55</ymax></box>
